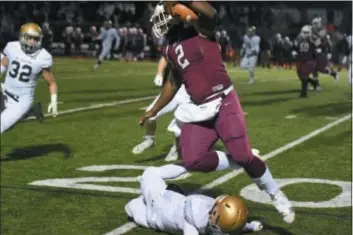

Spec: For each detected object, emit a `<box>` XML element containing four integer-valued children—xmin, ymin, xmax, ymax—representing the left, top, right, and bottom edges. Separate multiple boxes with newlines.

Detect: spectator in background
<box><xmin>136</xmin><ymin>27</ymin><xmax>146</xmax><ymax>60</ymax></box>
<box><xmin>41</xmin><ymin>22</ymin><xmax>53</xmax><ymax>53</ymax></box>
<box><xmin>260</xmin><ymin>34</ymin><xmax>271</xmax><ymax>69</ymax></box>
<box><xmin>283</xmin><ymin>36</ymin><xmax>293</xmax><ymax>69</ymax></box>
<box><xmin>336</xmin><ymin>33</ymin><xmax>350</xmax><ymax>71</ymax></box>
<box><xmin>272</xmin><ymin>33</ymin><xmax>284</xmax><ymax>70</ymax></box>
<box><xmin>219</xmin><ymin>30</ymin><xmax>231</xmax><ymax>65</ymax></box>
<box><xmin>118</xmin><ymin>27</ymin><xmax>128</xmax><ymax>60</ymax></box>
<box><xmin>87</xmin><ymin>25</ymin><xmax>100</xmax><ymax>56</ymax></box>
<box><xmin>62</xmin><ymin>25</ymin><xmax>74</xmax><ymax>55</ymax></box>
<box><xmin>73</xmin><ymin>27</ymin><xmax>84</xmax><ymax>55</ymax></box>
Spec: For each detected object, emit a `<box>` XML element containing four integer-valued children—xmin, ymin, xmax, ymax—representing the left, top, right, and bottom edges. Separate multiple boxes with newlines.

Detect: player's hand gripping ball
<box><xmin>165</xmin><ymin>2</ymin><xmax>199</xmax><ymax>22</ymax></box>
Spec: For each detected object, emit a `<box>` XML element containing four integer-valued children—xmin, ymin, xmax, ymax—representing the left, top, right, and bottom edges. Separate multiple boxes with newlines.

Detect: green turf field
<box><xmin>1</xmin><ymin>58</ymin><xmax>352</xmax><ymax>235</ymax></box>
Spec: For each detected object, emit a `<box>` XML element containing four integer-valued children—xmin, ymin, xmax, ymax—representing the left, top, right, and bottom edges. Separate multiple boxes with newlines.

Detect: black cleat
<box><xmin>300</xmin><ymin>92</ymin><xmax>308</xmax><ymax>98</ymax></box>
<box><xmin>31</xmin><ymin>102</ymin><xmax>45</xmax><ymax>123</ymax></box>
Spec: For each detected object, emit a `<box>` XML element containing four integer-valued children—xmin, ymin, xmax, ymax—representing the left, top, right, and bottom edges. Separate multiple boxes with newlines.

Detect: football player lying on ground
<box><xmin>125</xmin><ymin>164</ymin><xmax>263</xmax><ymax>235</ymax></box>
<box><xmin>140</xmin><ymin>0</ymin><xmax>294</xmax><ymax>224</ymax></box>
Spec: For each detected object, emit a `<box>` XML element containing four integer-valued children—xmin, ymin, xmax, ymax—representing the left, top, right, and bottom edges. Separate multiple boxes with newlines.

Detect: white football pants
<box><xmin>240</xmin><ymin>55</ymin><xmax>258</xmax><ymax>78</ymax></box>
<box><xmin>125</xmin><ymin>167</ymin><xmax>167</xmax><ymax>229</ymax></box>
<box><xmin>98</xmin><ymin>43</ymin><xmax>112</xmax><ymax>61</ymax></box>
<box><xmin>1</xmin><ymin>91</ymin><xmax>33</xmax><ymax>134</ymax></box>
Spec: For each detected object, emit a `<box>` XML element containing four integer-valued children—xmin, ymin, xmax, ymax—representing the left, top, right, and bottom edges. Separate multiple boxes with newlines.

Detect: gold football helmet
<box><xmin>19</xmin><ymin>22</ymin><xmax>43</xmax><ymax>54</ymax></box>
<box><xmin>207</xmin><ymin>195</ymin><xmax>248</xmax><ymax>234</ymax></box>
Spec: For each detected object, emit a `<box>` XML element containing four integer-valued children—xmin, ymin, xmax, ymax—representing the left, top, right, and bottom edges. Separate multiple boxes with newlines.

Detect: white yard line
<box><xmin>25</xmin><ymin>96</ymin><xmax>156</xmax><ymax>120</ymax></box>
<box><xmin>104</xmin><ymin>113</ymin><xmax>352</xmax><ymax>235</ymax></box>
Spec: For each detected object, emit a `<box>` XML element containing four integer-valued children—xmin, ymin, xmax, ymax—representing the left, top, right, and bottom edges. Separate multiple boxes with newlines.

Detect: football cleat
<box><xmin>32</xmin><ymin>102</ymin><xmax>44</xmax><ymax>123</ymax></box>
<box><xmin>132</xmin><ymin>136</ymin><xmax>155</xmax><ymax>154</ymax></box>
<box><xmin>165</xmin><ymin>144</ymin><xmax>179</xmax><ymax>161</ymax></box>
<box><xmin>270</xmin><ymin>190</ymin><xmax>295</xmax><ymax>224</ymax></box>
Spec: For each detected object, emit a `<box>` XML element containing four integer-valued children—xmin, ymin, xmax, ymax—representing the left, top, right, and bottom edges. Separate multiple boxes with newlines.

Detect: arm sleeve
<box><xmin>42</xmin><ymin>54</ymin><xmax>53</xmax><ymax>70</ymax></box>
<box><xmin>2</xmin><ymin>43</ymin><xmax>10</xmax><ymax>57</ymax></box>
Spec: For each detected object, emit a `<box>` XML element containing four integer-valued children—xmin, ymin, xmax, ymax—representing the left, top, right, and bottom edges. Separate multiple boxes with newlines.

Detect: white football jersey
<box><xmin>243</xmin><ymin>35</ymin><xmax>261</xmax><ymax>55</ymax></box>
<box><xmin>2</xmin><ymin>41</ymin><xmax>52</xmax><ymax>97</ymax></box>
<box><xmin>98</xmin><ymin>27</ymin><xmax>120</xmax><ymax>46</ymax></box>
<box><xmin>149</xmin><ymin>190</ymin><xmax>214</xmax><ymax>234</ymax></box>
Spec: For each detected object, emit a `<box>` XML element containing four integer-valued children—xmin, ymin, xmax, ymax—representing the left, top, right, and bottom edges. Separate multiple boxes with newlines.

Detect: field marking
<box><xmin>104</xmin><ymin>113</ymin><xmax>351</xmax><ymax>235</ymax></box>
<box><xmin>26</xmin><ymin>96</ymin><xmax>156</xmax><ymax>120</ymax></box>
<box><xmin>285</xmin><ymin>115</ymin><xmax>297</xmax><ymax>119</ymax></box>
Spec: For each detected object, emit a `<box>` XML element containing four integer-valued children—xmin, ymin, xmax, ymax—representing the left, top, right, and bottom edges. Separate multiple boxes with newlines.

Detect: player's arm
<box><xmin>1</xmin><ymin>54</ymin><xmax>8</xmax><ymax>76</ymax></box>
<box><xmin>184</xmin><ymin>1</ymin><xmax>217</xmax><ymax>37</ymax></box>
<box><xmin>183</xmin><ymin>220</ymin><xmax>199</xmax><ymax>235</ymax></box>
<box><xmin>154</xmin><ymin>56</ymin><xmax>168</xmax><ymax>87</ymax></box>
<box><xmin>140</xmin><ymin>65</ymin><xmax>180</xmax><ymax>126</ymax></box>
<box><xmin>42</xmin><ymin>68</ymin><xmax>58</xmax><ymax>117</ymax></box>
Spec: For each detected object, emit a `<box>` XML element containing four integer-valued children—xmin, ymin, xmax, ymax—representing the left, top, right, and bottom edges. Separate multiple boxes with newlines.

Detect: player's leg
<box><xmin>132</xmin><ymin>95</ymin><xmax>160</xmax><ymax>154</ymax></box>
<box><xmin>94</xmin><ymin>44</ymin><xmax>110</xmax><ymax>71</ymax></box>
<box><xmin>1</xmin><ymin>97</ymin><xmax>32</xmax><ymax>134</ymax></box>
<box><xmin>125</xmin><ymin>195</ymin><xmax>148</xmax><ymax>228</ymax></box>
<box><xmin>248</xmin><ymin>56</ymin><xmax>257</xmax><ymax>84</ymax></box>
<box><xmin>297</xmin><ymin>63</ymin><xmax>309</xmax><ymax>98</ymax></box>
<box><xmin>165</xmin><ymin>118</ymin><xmax>184</xmax><ymax>161</ymax></box>
<box><xmin>316</xmin><ymin>53</ymin><xmax>339</xmax><ymax>81</ymax></box>
<box><xmin>215</xmin><ymin>91</ymin><xmax>294</xmax><ymax>223</ymax></box>
<box><xmin>132</xmin><ymin>93</ymin><xmax>180</xmax><ymax>154</ymax></box>
<box><xmin>179</xmin><ymin>120</ymin><xmax>241</xmax><ymax>173</ymax></box>
<box><xmin>240</xmin><ymin>57</ymin><xmax>249</xmax><ymax>69</ymax></box>
<box><xmin>22</xmin><ymin>102</ymin><xmax>44</xmax><ymax>123</ymax></box>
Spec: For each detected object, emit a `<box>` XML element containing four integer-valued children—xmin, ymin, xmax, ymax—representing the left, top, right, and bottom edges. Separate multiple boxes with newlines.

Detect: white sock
<box><xmin>145</xmin><ymin>135</ymin><xmax>155</xmax><ymax>140</ymax></box>
<box><xmin>215</xmin><ymin>151</ymin><xmax>242</xmax><ymax>171</ymax></box>
<box><xmin>252</xmin><ymin>167</ymin><xmax>279</xmax><ymax>195</ymax></box>
<box><xmin>157</xmin><ymin>164</ymin><xmax>187</xmax><ymax>179</ymax></box>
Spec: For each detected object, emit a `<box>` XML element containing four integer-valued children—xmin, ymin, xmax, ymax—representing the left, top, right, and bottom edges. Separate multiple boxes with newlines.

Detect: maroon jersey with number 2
<box><xmin>165</xmin><ymin>35</ymin><xmax>232</xmax><ymax>104</ymax></box>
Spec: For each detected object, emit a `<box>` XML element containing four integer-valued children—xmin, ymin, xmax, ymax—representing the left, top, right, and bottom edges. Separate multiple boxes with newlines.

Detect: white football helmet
<box><xmin>300</xmin><ymin>25</ymin><xmax>312</xmax><ymax>39</ymax></box>
<box><xmin>150</xmin><ymin>2</ymin><xmax>173</xmax><ymax>38</ymax></box>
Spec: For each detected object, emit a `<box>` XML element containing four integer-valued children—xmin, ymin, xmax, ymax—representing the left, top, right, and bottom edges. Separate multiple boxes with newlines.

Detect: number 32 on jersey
<box><xmin>8</xmin><ymin>60</ymin><xmax>32</xmax><ymax>82</ymax></box>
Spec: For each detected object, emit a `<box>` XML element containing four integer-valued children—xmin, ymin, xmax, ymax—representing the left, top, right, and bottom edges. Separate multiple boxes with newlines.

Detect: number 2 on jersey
<box><xmin>175</xmin><ymin>45</ymin><xmax>190</xmax><ymax>69</ymax></box>
<box><xmin>8</xmin><ymin>60</ymin><xmax>32</xmax><ymax>82</ymax></box>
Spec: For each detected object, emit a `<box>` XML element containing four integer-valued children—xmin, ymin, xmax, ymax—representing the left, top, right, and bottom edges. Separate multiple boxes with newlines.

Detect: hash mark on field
<box><xmin>325</xmin><ymin>116</ymin><xmax>339</xmax><ymax>120</ymax></box>
<box><xmin>285</xmin><ymin>115</ymin><xmax>297</xmax><ymax>119</ymax></box>
<box><xmin>104</xmin><ymin>114</ymin><xmax>352</xmax><ymax>235</ymax></box>
<box><xmin>25</xmin><ymin>96</ymin><xmax>156</xmax><ymax>121</ymax></box>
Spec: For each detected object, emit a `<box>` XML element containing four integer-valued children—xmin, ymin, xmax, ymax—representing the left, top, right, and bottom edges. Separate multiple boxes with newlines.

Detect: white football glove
<box><xmin>243</xmin><ymin>221</ymin><xmax>263</xmax><ymax>232</ymax></box>
<box><xmin>47</xmin><ymin>94</ymin><xmax>58</xmax><ymax>118</ymax></box>
<box><xmin>153</xmin><ymin>74</ymin><xmax>163</xmax><ymax>87</ymax></box>
<box><xmin>292</xmin><ymin>50</ymin><xmax>298</xmax><ymax>58</ymax></box>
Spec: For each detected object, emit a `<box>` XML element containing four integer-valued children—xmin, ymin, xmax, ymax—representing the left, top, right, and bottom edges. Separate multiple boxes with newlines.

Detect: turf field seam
<box><xmin>25</xmin><ymin>95</ymin><xmax>157</xmax><ymax>120</ymax></box>
<box><xmin>104</xmin><ymin>113</ymin><xmax>352</xmax><ymax>235</ymax></box>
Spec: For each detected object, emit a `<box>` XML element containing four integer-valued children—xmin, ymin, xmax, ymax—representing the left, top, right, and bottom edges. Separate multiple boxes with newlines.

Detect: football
<box><xmin>166</xmin><ymin>3</ymin><xmax>199</xmax><ymax>22</ymax></box>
